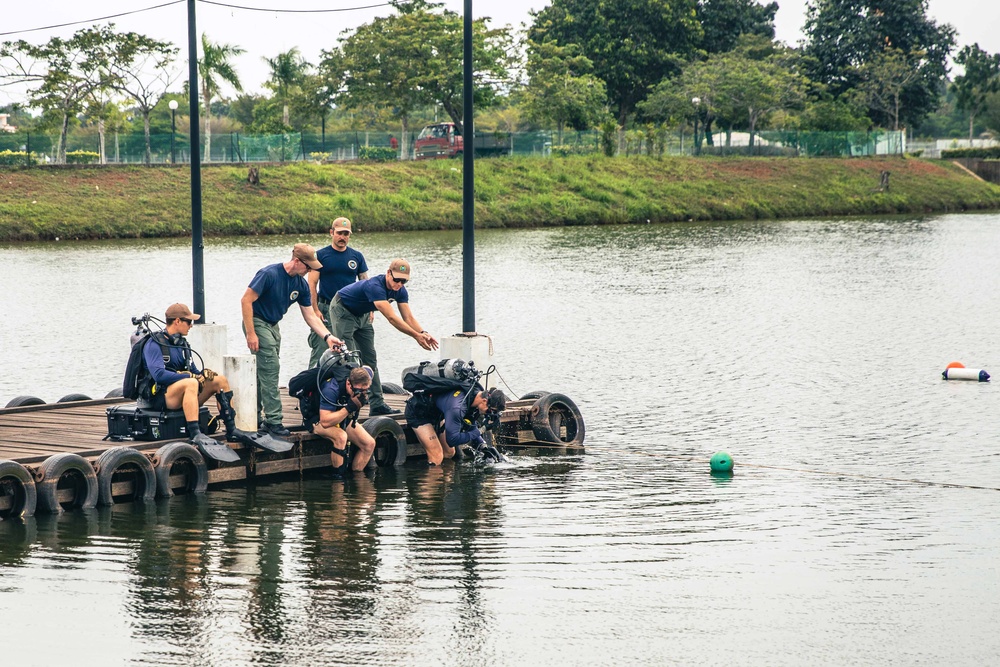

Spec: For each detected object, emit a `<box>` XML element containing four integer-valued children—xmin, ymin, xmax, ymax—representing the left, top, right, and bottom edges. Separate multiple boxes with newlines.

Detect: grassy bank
<box><xmin>1</xmin><ymin>156</ymin><xmax>998</xmax><ymax>241</ymax></box>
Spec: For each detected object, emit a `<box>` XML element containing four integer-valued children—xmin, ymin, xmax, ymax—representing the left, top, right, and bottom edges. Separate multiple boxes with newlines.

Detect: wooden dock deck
<box><xmin>0</xmin><ymin>389</ymin><xmax>584</xmax><ymax>515</ymax></box>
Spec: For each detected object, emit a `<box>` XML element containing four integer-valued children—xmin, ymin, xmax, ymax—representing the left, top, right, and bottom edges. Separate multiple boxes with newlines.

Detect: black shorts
<box><xmin>404</xmin><ymin>395</ymin><xmax>441</xmax><ymax>430</ymax></box>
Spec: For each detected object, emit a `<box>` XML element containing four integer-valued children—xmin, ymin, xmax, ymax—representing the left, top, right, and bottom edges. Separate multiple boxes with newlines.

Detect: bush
<box><xmin>940</xmin><ymin>147</ymin><xmax>1000</xmax><ymax>159</ymax></box>
<box><xmin>550</xmin><ymin>144</ymin><xmax>598</xmax><ymax>157</ymax></box>
<box><xmin>700</xmin><ymin>145</ymin><xmax>799</xmax><ymax>157</ymax></box>
<box><xmin>599</xmin><ymin>119</ymin><xmax>618</xmax><ymax>157</ymax></box>
<box><xmin>66</xmin><ymin>150</ymin><xmax>99</xmax><ymax>164</ymax></box>
<box><xmin>0</xmin><ymin>150</ymin><xmax>36</xmax><ymax>166</ymax></box>
<box><xmin>358</xmin><ymin>146</ymin><xmax>397</xmax><ymax>162</ymax></box>
<box><xmin>310</xmin><ymin>152</ymin><xmax>331</xmax><ymax>162</ymax></box>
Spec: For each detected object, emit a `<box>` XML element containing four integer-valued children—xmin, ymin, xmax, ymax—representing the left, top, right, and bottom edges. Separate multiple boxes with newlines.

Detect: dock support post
<box><xmin>187</xmin><ymin>324</ymin><xmax>227</xmax><ymax>375</ymax></box>
<box><xmin>224</xmin><ymin>354</ymin><xmax>257</xmax><ymax>431</ymax></box>
<box><xmin>441</xmin><ymin>335</ymin><xmax>494</xmax><ymax>389</ymax></box>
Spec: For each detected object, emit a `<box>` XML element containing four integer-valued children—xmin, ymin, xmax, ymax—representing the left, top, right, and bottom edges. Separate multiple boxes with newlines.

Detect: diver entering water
<box><xmin>403</xmin><ymin>360</ymin><xmax>508</xmax><ymax>465</ymax></box>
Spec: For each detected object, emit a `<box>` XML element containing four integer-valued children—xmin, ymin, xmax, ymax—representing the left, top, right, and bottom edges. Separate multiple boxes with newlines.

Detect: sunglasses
<box><xmin>180</xmin><ymin>318</ymin><xmax>194</xmax><ymax>325</ymax></box>
<box><xmin>390</xmin><ymin>275</ymin><xmax>407</xmax><ymax>285</ymax></box>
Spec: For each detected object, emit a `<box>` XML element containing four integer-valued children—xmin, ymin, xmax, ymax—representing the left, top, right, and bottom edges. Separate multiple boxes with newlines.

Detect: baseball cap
<box><xmin>292</xmin><ymin>243</ymin><xmax>322</xmax><ymax>269</ymax></box>
<box><xmin>389</xmin><ymin>258</ymin><xmax>411</xmax><ymax>281</ymax></box>
<box><xmin>165</xmin><ymin>303</ymin><xmax>201</xmax><ymax>321</ymax></box>
<box><xmin>331</xmin><ymin>217</ymin><xmax>352</xmax><ymax>233</ymax></box>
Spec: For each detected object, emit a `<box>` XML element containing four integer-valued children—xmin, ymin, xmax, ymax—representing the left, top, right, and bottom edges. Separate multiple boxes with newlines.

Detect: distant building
<box><xmin>0</xmin><ymin>114</ymin><xmax>15</xmax><ymax>133</ymax></box>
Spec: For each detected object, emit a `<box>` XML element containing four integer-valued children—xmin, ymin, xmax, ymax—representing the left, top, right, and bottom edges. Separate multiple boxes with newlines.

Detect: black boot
<box><xmin>217</xmin><ymin>390</ymin><xmax>253</xmax><ymax>443</ymax></box>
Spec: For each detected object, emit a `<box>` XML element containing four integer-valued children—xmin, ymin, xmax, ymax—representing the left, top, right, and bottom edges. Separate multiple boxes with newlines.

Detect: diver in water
<box><xmin>405</xmin><ymin>385</ymin><xmax>507</xmax><ymax>465</ymax></box>
<box><xmin>137</xmin><ymin>303</ymin><xmax>251</xmax><ymax>462</ymax></box>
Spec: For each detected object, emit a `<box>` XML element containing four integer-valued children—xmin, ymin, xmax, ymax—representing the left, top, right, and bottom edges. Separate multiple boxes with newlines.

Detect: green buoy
<box><xmin>710</xmin><ymin>451</ymin><xmax>734</xmax><ymax>473</ymax></box>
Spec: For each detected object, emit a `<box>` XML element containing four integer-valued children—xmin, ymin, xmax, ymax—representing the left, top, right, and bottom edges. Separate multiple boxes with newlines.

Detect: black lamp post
<box><xmin>168</xmin><ymin>99</ymin><xmax>178</xmax><ymax>164</ymax></box>
<box><xmin>692</xmin><ymin>97</ymin><xmax>701</xmax><ymax>156</ymax></box>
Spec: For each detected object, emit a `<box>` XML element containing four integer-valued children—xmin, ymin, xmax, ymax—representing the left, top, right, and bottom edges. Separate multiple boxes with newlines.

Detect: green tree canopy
<box><xmin>803</xmin><ymin>0</ymin><xmax>955</xmax><ymax>128</ymax></box>
<box><xmin>696</xmin><ymin>0</ymin><xmax>777</xmax><ymax>55</ymax></box>
<box><xmin>951</xmin><ymin>44</ymin><xmax>1000</xmax><ymax>142</ymax></box>
<box><xmin>529</xmin><ymin>0</ymin><xmax>702</xmax><ymax>127</ymax></box>
<box><xmin>263</xmin><ymin>47</ymin><xmax>310</xmax><ymax>128</ymax></box>
<box><xmin>520</xmin><ymin>40</ymin><xmax>608</xmax><ymax>143</ymax></box>
<box><xmin>198</xmin><ymin>34</ymin><xmax>244</xmax><ymax>160</ymax></box>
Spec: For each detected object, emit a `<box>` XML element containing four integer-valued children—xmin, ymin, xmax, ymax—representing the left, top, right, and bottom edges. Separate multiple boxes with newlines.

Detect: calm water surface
<box><xmin>1</xmin><ymin>214</ymin><xmax>1000</xmax><ymax>665</ymax></box>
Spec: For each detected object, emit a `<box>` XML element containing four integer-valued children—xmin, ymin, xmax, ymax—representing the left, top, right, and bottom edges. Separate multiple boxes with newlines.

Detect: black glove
<box><xmin>473</xmin><ymin>438</ymin><xmax>504</xmax><ymax>463</ymax></box>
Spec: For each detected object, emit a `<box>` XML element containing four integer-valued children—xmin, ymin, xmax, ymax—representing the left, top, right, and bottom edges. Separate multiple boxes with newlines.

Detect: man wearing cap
<box><xmin>139</xmin><ymin>304</ymin><xmax>251</xmax><ymax>459</ymax></box>
<box><xmin>313</xmin><ymin>365</ymin><xmax>378</xmax><ymax>474</ymax></box>
<box><xmin>332</xmin><ymin>259</ymin><xmax>439</xmax><ymax>416</ymax></box>
<box><xmin>306</xmin><ymin>217</ymin><xmax>369</xmax><ymax>369</ymax></box>
<box><xmin>405</xmin><ymin>385</ymin><xmax>508</xmax><ymax>465</ymax></box>
<box><xmin>241</xmin><ymin>244</ymin><xmax>344</xmax><ymax>438</ymax></box>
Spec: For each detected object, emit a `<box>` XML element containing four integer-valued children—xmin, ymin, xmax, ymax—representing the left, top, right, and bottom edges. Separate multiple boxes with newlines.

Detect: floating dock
<box><xmin>0</xmin><ymin>391</ymin><xmax>584</xmax><ymax>517</ymax></box>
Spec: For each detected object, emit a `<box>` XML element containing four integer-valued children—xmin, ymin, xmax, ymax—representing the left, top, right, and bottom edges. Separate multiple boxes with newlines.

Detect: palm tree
<box><xmin>198</xmin><ymin>34</ymin><xmax>244</xmax><ymax>161</ymax></box>
<box><xmin>264</xmin><ymin>47</ymin><xmax>310</xmax><ymax>128</ymax></box>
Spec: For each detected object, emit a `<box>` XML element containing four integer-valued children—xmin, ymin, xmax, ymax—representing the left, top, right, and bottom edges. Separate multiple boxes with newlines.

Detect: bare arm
<box><xmin>240</xmin><ymin>288</ymin><xmax>260</xmax><ymax>352</ymax></box>
<box><xmin>308</xmin><ymin>270</ymin><xmax>323</xmax><ymax>321</ymax></box>
<box><xmin>318</xmin><ymin>407</ymin><xmax>349</xmax><ymax>429</ymax></box>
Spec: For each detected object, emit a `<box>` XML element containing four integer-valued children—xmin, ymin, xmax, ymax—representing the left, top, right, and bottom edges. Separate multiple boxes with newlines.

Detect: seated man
<box><xmin>313</xmin><ymin>365</ymin><xmax>378</xmax><ymax>474</ymax></box>
<box><xmin>139</xmin><ymin>303</ymin><xmax>250</xmax><ymax>462</ymax></box>
<box><xmin>405</xmin><ymin>385</ymin><xmax>507</xmax><ymax>465</ymax></box>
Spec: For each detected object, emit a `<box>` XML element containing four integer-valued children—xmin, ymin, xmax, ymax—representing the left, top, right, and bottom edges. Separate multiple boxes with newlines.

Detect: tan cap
<box><xmin>331</xmin><ymin>217</ymin><xmax>352</xmax><ymax>233</ymax></box>
<box><xmin>292</xmin><ymin>243</ymin><xmax>322</xmax><ymax>269</ymax></box>
<box><xmin>388</xmin><ymin>258</ymin><xmax>411</xmax><ymax>281</ymax></box>
<box><xmin>165</xmin><ymin>303</ymin><xmax>200</xmax><ymax>321</ymax></box>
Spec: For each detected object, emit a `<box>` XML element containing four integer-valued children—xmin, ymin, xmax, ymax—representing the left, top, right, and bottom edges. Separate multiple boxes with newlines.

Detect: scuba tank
<box><xmin>401</xmin><ymin>358</ymin><xmax>478</xmax><ymax>383</ymax></box>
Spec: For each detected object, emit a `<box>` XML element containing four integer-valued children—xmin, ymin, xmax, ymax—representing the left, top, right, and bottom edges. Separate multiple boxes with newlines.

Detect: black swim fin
<box><xmin>229</xmin><ymin>428</ymin><xmax>294</xmax><ymax>453</ymax></box>
<box><xmin>191</xmin><ymin>432</ymin><xmax>241</xmax><ymax>463</ymax></box>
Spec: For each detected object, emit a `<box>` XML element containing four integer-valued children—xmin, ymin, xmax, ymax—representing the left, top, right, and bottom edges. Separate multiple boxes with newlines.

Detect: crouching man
<box><xmin>405</xmin><ymin>385</ymin><xmax>508</xmax><ymax>465</ymax></box>
<box><xmin>140</xmin><ymin>303</ymin><xmax>249</xmax><ymax>462</ymax></box>
<box><xmin>313</xmin><ymin>366</ymin><xmax>378</xmax><ymax>474</ymax></box>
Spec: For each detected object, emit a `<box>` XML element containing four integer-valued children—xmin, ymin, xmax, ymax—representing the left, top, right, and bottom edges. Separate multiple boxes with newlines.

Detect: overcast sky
<box><xmin>2</xmin><ymin>0</ymin><xmax>998</xmax><ymax>105</ymax></box>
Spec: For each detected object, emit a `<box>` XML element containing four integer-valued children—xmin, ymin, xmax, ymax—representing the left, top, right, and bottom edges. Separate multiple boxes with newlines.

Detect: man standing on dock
<box><xmin>241</xmin><ymin>244</ymin><xmax>344</xmax><ymax>437</ymax></box>
<box><xmin>332</xmin><ymin>258</ymin><xmax>439</xmax><ymax>415</ymax></box>
<box><xmin>307</xmin><ymin>217</ymin><xmax>368</xmax><ymax>369</ymax></box>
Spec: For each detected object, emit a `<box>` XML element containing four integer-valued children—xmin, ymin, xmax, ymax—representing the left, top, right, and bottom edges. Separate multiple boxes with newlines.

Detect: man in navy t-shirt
<box><xmin>307</xmin><ymin>217</ymin><xmax>369</xmax><ymax>368</ymax></box>
<box><xmin>333</xmin><ymin>258</ymin><xmax>439</xmax><ymax>415</ymax></box>
<box><xmin>313</xmin><ymin>365</ymin><xmax>377</xmax><ymax>473</ymax></box>
<box><xmin>240</xmin><ymin>243</ymin><xmax>343</xmax><ymax>437</ymax></box>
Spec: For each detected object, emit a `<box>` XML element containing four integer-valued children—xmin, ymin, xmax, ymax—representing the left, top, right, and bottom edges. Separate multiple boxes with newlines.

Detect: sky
<box><xmin>1</xmin><ymin>0</ymin><xmax>998</xmax><ymax>105</ymax></box>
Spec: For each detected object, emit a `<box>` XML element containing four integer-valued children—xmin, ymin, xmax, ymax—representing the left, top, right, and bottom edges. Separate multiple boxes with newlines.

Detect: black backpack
<box><xmin>288</xmin><ymin>362</ymin><xmax>356</xmax><ymax>428</ymax></box>
<box><xmin>122</xmin><ymin>333</ymin><xmax>152</xmax><ymax>399</ymax></box>
<box><xmin>402</xmin><ymin>372</ymin><xmax>482</xmax><ymax>417</ymax></box>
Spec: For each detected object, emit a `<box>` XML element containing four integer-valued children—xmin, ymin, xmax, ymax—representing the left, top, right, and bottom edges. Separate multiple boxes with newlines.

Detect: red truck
<box><xmin>413</xmin><ymin>122</ymin><xmax>511</xmax><ymax>159</ymax></box>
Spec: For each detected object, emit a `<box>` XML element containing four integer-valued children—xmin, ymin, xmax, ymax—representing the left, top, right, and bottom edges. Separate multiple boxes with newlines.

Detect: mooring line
<box><xmin>504</xmin><ymin>439</ymin><xmax>1000</xmax><ymax>493</ymax></box>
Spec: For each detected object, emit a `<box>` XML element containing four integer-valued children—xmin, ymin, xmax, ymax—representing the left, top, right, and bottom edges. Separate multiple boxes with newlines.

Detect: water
<box><xmin>2</xmin><ymin>214</ymin><xmax>1000</xmax><ymax>665</ymax></box>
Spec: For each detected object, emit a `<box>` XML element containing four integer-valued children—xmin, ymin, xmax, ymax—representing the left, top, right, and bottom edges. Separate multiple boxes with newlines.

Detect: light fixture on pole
<box><xmin>168</xmin><ymin>99</ymin><xmax>178</xmax><ymax>164</ymax></box>
<box><xmin>691</xmin><ymin>97</ymin><xmax>701</xmax><ymax>156</ymax></box>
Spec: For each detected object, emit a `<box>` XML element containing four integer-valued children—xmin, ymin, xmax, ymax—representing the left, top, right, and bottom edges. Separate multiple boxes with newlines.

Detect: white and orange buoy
<box><xmin>941</xmin><ymin>361</ymin><xmax>990</xmax><ymax>382</ymax></box>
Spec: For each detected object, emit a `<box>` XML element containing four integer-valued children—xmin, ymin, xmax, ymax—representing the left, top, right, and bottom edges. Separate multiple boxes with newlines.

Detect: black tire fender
<box><xmin>364</xmin><ymin>416</ymin><xmax>408</xmax><ymax>467</ymax></box>
<box><xmin>35</xmin><ymin>453</ymin><xmax>98</xmax><ymax>513</ymax></box>
<box><xmin>0</xmin><ymin>460</ymin><xmax>37</xmax><ymax>519</ymax></box>
<box><xmin>530</xmin><ymin>393</ymin><xmax>585</xmax><ymax>447</ymax></box>
<box><xmin>153</xmin><ymin>442</ymin><xmax>208</xmax><ymax>498</ymax></box>
<box><xmin>520</xmin><ymin>390</ymin><xmax>551</xmax><ymax>401</ymax></box>
<box><xmin>94</xmin><ymin>446</ymin><xmax>156</xmax><ymax>506</ymax></box>
<box><xmin>381</xmin><ymin>382</ymin><xmax>409</xmax><ymax>395</ymax></box>
<box><xmin>105</xmin><ymin>388</ymin><xmax>125</xmax><ymax>398</ymax></box>
<box><xmin>58</xmin><ymin>393</ymin><xmax>92</xmax><ymax>403</ymax></box>
<box><xmin>5</xmin><ymin>395</ymin><xmax>45</xmax><ymax>408</ymax></box>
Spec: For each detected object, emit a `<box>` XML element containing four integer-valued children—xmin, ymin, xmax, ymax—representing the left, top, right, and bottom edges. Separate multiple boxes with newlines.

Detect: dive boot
<box><xmin>218</xmin><ymin>390</ymin><xmax>294</xmax><ymax>453</ymax></box>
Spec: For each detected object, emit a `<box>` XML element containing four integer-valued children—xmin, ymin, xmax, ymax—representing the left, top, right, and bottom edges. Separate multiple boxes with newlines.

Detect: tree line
<box><xmin>2</xmin><ymin>0</ymin><xmax>998</xmax><ymax>163</ymax></box>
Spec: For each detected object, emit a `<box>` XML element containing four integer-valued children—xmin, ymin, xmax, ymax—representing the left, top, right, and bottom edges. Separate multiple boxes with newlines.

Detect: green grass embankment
<box><xmin>1</xmin><ymin>156</ymin><xmax>998</xmax><ymax>241</ymax></box>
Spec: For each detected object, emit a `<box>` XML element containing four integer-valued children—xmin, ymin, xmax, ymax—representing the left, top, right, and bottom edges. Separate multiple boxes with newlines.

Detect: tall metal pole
<box><xmin>170</xmin><ymin>106</ymin><xmax>176</xmax><ymax>164</ymax></box>
<box><xmin>462</xmin><ymin>0</ymin><xmax>475</xmax><ymax>334</ymax></box>
<box><xmin>187</xmin><ymin>0</ymin><xmax>206</xmax><ymax>321</ymax></box>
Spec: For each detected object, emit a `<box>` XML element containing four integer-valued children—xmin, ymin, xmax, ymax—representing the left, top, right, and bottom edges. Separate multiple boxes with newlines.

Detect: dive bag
<box><xmin>122</xmin><ymin>333</ymin><xmax>152</xmax><ymax>399</ymax></box>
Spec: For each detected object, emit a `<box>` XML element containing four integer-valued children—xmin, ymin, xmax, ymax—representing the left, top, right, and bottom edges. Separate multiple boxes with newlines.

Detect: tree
<box><xmin>529</xmin><ymin>0</ymin><xmax>702</xmax><ymax>127</ymax></box>
<box><xmin>263</xmin><ymin>47</ymin><xmax>309</xmax><ymax>128</ymax></box>
<box><xmin>851</xmin><ymin>47</ymin><xmax>923</xmax><ymax>131</ymax></box>
<box><xmin>520</xmin><ymin>40</ymin><xmax>607</xmax><ymax>144</ymax></box>
<box><xmin>803</xmin><ymin>0</ymin><xmax>955</xmax><ymax>129</ymax></box>
<box><xmin>951</xmin><ymin>44</ymin><xmax>1000</xmax><ymax>143</ymax></box>
<box><xmin>108</xmin><ymin>34</ymin><xmax>179</xmax><ymax>164</ymax></box>
<box><xmin>0</xmin><ymin>25</ymin><xmax>155</xmax><ymax>163</ymax></box>
<box><xmin>198</xmin><ymin>34</ymin><xmax>244</xmax><ymax>161</ymax></box>
<box><xmin>697</xmin><ymin>0</ymin><xmax>777</xmax><ymax>55</ymax></box>
<box><xmin>322</xmin><ymin>5</ymin><xmax>512</xmax><ymax>159</ymax></box>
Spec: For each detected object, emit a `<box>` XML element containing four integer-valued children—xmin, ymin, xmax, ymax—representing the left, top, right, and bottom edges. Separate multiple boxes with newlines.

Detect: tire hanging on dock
<box><xmin>57</xmin><ymin>393</ymin><xmax>92</xmax><ymax>403</ymax></box>
<box><xmin>35</xmin><ymin>453</ymin><xmax>98</xmax><ymax>514</ymax></box>
<box><xmin>0</xmin><ymin>460</ymin><xmax>37</xmax><ymax>519</ymax></box>
<box><xmin>520</xmin><ymin>390</ymin><xmax>551</xmax><ymax>401</ymax></box>
<box><xmin>94</xmin><ymin>446</ymin><xmax>157</xmax><ymax>506</ymax></box>
<box><xmin>364</xmin><ymin>416</ymin><xmax>408</xmax><ymax>467</ymax></box>
<box><xmin>381</xmin><ymin>382</ymin><xmax>409</xmax><ymax>395</ymax></box>
<box><xmin>5</xmin><ymin>395</ymin><xmax>46</xmax><ymax>408</ymax></box>
<box><xmin>530</xmin><ymin>393</ymin><xmax>586</xmax><ymax>448</ymax></box>
<box><xmin>153</xmin><ymin>442</ymin><xmax>208</xmax><ymax>497</ymax></box>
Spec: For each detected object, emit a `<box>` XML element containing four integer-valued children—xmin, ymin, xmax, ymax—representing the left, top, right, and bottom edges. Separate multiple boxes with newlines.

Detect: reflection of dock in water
<box><xmin>0</xmin><ymin>391</ymin><xmax>584</xmax><ymax>517</ymax></box>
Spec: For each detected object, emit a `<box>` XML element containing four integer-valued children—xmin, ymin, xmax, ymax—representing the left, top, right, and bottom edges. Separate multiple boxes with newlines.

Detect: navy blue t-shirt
<box><xmin>249</xmin><ymin>263</ymin><xmax>311</xmax><ymax>323</ymax></box>
<box><xmin>336</xmin><ymin>275</ymin><xmax>408</xmax><ymax>316</ymax></box>
<box><xmin>143</xmin><ymin>334</ymin><xmax>201</xmax><ymax>387</ymax></box>
<box><xmin>318</xmin><ymin>378</ymin><xmax>358</xmax><ymax>426</ymax></box>
<box><xmin>317</xmin><ymin>246</ymin><xmax>367</xmax><ymax>301</ymax></box>
<box><xmin>435</xmin><ymin>389</ymin><xmax>481</xmax><ymax>447</ymax></box>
